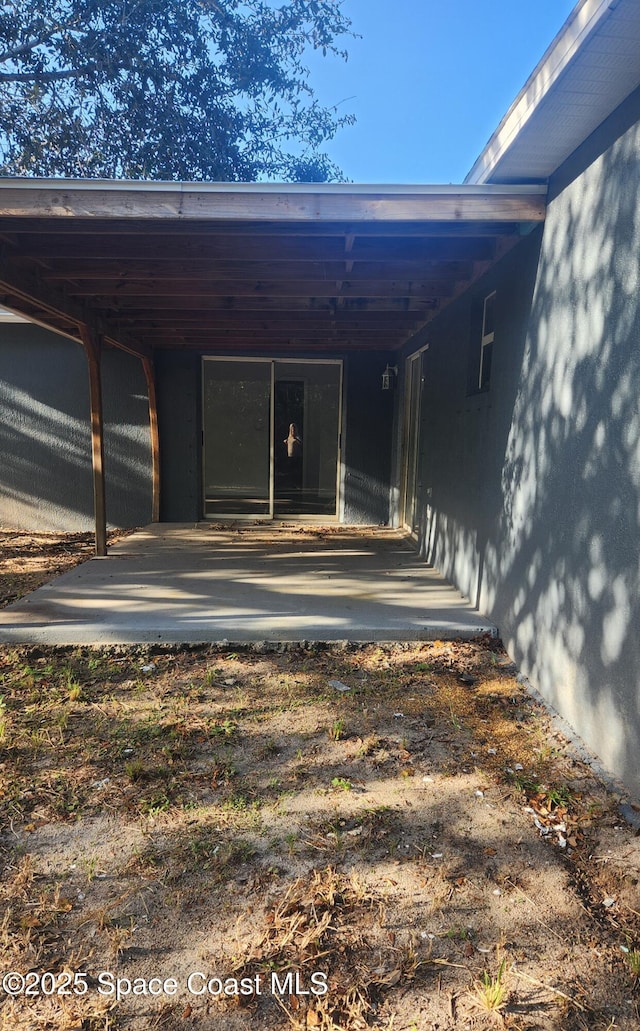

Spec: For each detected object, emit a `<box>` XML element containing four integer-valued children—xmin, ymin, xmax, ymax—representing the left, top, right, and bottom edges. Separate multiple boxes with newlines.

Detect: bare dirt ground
<box><xmin>0</xmin><ymin>535</ymin><xmax>639</xmax><ymax>1031</ymax></box>
<box><xmin>0</xmin><ymin>529</ymin><xmax>134</xmax><ymax>609</ymax></box>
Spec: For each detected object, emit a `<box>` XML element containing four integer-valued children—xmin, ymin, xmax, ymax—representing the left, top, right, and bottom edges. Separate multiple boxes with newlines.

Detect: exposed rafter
<box><xmin>0</xmin><ymin>180</ymin><xmax>546</xmax><ymax>355</ymax></box>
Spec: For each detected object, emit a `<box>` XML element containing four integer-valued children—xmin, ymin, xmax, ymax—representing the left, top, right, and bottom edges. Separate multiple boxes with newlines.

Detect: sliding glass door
<box><xmin>203</xmin><ymin>359</ymin><xmax>271</xmax><ymax>517</ymax></box>
<box><xmin>203</xmin><ymin>358</ymin><xmax>342</xmax><ymax>519</ymax></box>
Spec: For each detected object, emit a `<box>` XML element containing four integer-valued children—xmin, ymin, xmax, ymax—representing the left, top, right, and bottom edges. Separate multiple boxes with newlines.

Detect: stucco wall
<box><xmin>0</xmin><ymin>326</ymin><xmax>152</xmax><ymax>531</ymax></box>
<box><xmin>408</xmin><ymin>90</ymin><xmax>640</xmax><ymax>796</ymax></box>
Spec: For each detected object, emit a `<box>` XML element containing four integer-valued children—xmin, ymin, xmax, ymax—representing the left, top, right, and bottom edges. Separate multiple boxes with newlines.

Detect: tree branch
<box><xmin>0</xmin><ymin>19</ymin><xmax>83</xmax><ymax>64</ymax></box>
<box><xmin>0</xmin><ymin>67</ymin><xmax>89</xmax><ymax>83</ymax></box>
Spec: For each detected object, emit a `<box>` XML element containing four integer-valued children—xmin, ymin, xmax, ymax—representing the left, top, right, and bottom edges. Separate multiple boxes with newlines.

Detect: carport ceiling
<box><xmin>0</xmin><ymin>181</ymin><xmax>546</xmax><ymax>356</ymax></box>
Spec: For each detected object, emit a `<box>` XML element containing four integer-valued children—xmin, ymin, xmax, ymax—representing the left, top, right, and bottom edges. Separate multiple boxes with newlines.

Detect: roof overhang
<box><xmin>466</xmin><ymin>0</ymin><xmax>640</xmax><ymax>185</ymax></box>
<box><xmin>0</xmin><ymin>179</ymin><xmax>546</xmax><ymax>357</ymax></box>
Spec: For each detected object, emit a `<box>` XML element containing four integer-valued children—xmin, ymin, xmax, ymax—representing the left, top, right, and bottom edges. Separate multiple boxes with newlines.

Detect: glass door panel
<box><xmin>203</xmin><ymin>359</ymin><xmax>271</xmax><ymax>516</ymax></box>
<box><xmin>274</xmin><ymin>361</ymin><xmax>341</xmax><ymax>517</ymax></box>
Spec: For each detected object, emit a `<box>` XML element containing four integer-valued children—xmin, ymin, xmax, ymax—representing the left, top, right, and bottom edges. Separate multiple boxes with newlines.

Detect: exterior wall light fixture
<box><xmin>381</xmin><ymin>364</ymin><xmax>398</xmax><ymax>391</ymax></box>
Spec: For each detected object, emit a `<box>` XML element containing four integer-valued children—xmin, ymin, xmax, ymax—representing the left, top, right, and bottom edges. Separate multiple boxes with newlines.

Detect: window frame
<box><xmin>478</xmin><ymin>290</ymin><xmax>496</xmax><ymax>391</ymax></box>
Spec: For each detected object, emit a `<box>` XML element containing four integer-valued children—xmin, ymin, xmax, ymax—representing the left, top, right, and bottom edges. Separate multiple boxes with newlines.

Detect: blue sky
<box><xmin>305</xmin><ymin>0</ymin><xmax>577</xmax><ymax>183</ymax></box>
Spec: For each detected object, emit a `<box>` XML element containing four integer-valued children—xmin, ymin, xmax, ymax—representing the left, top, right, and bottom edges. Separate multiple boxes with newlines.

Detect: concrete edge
<box><xmin>0</xmin><ymin>624</ymin><xmax>498</xmax><ymax>646</ymax></box>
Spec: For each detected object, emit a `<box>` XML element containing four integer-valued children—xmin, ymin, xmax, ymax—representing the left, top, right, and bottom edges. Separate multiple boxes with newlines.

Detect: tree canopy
<box><xmin>0</xmin><ymin>0</ymin><xmax>354</xmax><ymax>181</ymax></box>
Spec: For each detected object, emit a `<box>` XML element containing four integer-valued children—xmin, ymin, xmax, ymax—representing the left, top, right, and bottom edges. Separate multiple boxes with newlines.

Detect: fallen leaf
<box><xmin>20</xmin><ymin>914</ymin><xmax>43</xmax><ymax>929</ymax></box>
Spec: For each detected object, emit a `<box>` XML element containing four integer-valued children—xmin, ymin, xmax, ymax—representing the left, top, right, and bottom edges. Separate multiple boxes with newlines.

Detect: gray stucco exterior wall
<box><xmin>406</xmin><ymin>90</ymin><xmax>640</xmax><ymax>796</ymax></box>
<box><xmin>0</xmin><ymin>326</ymin><xmax>153</xmax><ymax>531</ymax></box>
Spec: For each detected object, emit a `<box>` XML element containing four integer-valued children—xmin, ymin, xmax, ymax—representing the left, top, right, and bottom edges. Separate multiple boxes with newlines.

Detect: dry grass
<box><xmin>0</xmin><ymin>641</ymin><xmax>638</xmax><ymax>1030</ymax></box>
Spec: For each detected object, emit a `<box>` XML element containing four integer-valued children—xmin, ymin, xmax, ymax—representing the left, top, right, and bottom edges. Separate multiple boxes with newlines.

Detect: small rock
<box><xmin>603</xmin><ymin>897</ymin><xmax>616</xmax><ymax>908</ymax></box>
<box><xmin>475</xmin><ymin>790</ymin><xmax>484</xmax><ymax>798</ymax></box>
<box><xmin>140</xmin><ymin>663</ymin><xmax>155</xmax><ymax>673</ymax></box>
<box><xmin>393</xmin><ymin>712</ymin><xmax>405</xmax><ymax>719</ymax></box>
<box><xmin>487</xmin><ymin>748</ymin><xmax>497</xmax><ymax>756</ymax></box>
<box><xmin>514</xmin><ymin>763</ymin><xmax>524</xmax><ymax>771</ymax></box>
<box><xmin>328</xmin><ymin>679</ymin><xmax>351</xmax><ymax>692</ymax></box>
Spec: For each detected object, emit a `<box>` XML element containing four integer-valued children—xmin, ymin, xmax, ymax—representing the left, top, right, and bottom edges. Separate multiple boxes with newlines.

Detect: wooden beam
<box><xmin>0</xmin><ymin>185</ymin><xmax>547</xmax><ymax>223</ymax></box>
<box><xmin>72</xmin><ymin>279</ymin><xmax>454</xmax><ymax>301</ymax></box>
<box><xmin>19</xmin><ymin>235</ymin><xmax>499</xmax><ymax>263</ymax></box>
<box><xmin>0</xmin><ymin>217</ymin><xmax>535</xmax><ymax>238</ymax></box>
<box><xmin>42</xmin><ymin>259</ymin><xmax>475</xmax><ymax>281</ymax></box>
<box><xmin>80</xmin><ymin>326</ymin><xmax>107</xmax><ymax>558</ymax></box>
<box><xmin>141</xmin><ymin>357</ymin><xmax>160</xmax><ymax>523</ymax></box>
<box><xmin>127</xmin><ymin>312</ymin><xmax>429</xmax><ymax>328</ymax></box>
<box><xmin>0</xmin><ymin>248</ymin><xmax>152</xmax><ymax>359</ymax></box>
<box><xmin>102</xmin><ymin>296</ymin><xmax>435</xmax><ymax>313</ymax></box>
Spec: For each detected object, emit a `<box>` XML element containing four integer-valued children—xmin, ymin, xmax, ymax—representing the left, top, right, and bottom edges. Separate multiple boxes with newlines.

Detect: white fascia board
<box><xmin>465</xmin><ymin>0</ymin><xmax>618</xmax><ymax>185</ymax></box>
<box><xmin>0</xmin><ymin>178</ymin><xmax>544</xmax><ymax>197</ymax></box>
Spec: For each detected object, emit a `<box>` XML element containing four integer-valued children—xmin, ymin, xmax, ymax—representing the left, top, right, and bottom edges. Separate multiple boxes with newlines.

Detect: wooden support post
<box><xmin>80</xmin><ymin>327</ymin><xmax>107</xmax><ymax>557</ymax></box>
<box><xmin>142</xmin><ymin>357</ymin><xmax>161</xmax><ymax>522</ymax></box>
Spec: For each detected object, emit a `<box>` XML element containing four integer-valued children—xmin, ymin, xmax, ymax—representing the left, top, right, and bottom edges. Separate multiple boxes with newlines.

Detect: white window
<box><xmin>478</xmin><ymin>291</ymin><xmax>495</xmax><ymax>390</ymax></box>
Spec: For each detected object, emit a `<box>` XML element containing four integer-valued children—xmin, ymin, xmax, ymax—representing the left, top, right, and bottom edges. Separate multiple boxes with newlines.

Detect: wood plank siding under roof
<box><xmin>0</xmin><ymin>182</ymin><xmax>546</xmax><ymax>356</ymax></box>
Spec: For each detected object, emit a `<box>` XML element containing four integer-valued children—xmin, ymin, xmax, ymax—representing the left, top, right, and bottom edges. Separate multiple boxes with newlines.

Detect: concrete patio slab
<box><xmin>0</xmin><ymin>524</ymin><xmax>497</xmax><ymax>645</ymax></box>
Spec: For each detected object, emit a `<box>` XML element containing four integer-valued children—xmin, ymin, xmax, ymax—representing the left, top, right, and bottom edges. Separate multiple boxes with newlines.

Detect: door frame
<box><xmin>201</xmin><ymin>356</ymin><xmax>343</xmax><ymax>521</ymax></box>
<box><xmin>400</xmin><ymin>347</ymin><xmax>427</xmax><ymax>535</ymax></box>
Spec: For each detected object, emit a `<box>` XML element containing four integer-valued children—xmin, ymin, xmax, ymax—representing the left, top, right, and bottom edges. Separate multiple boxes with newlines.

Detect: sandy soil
<box><xmin>0</xmin><ymin>529</ymin><xmax>135</xmax><ymax>609</ymax></box>
<box><xmin>0</xmin><ymin>639</ymin><xmax>639</xmax><ymax>1031</ymax></box>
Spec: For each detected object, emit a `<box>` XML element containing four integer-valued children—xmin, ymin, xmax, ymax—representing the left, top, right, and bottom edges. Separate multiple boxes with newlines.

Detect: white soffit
<box><xmin>466</xmin><ymin>0</ymin><xmax>640</xmax><ymax>185</ymax></box>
